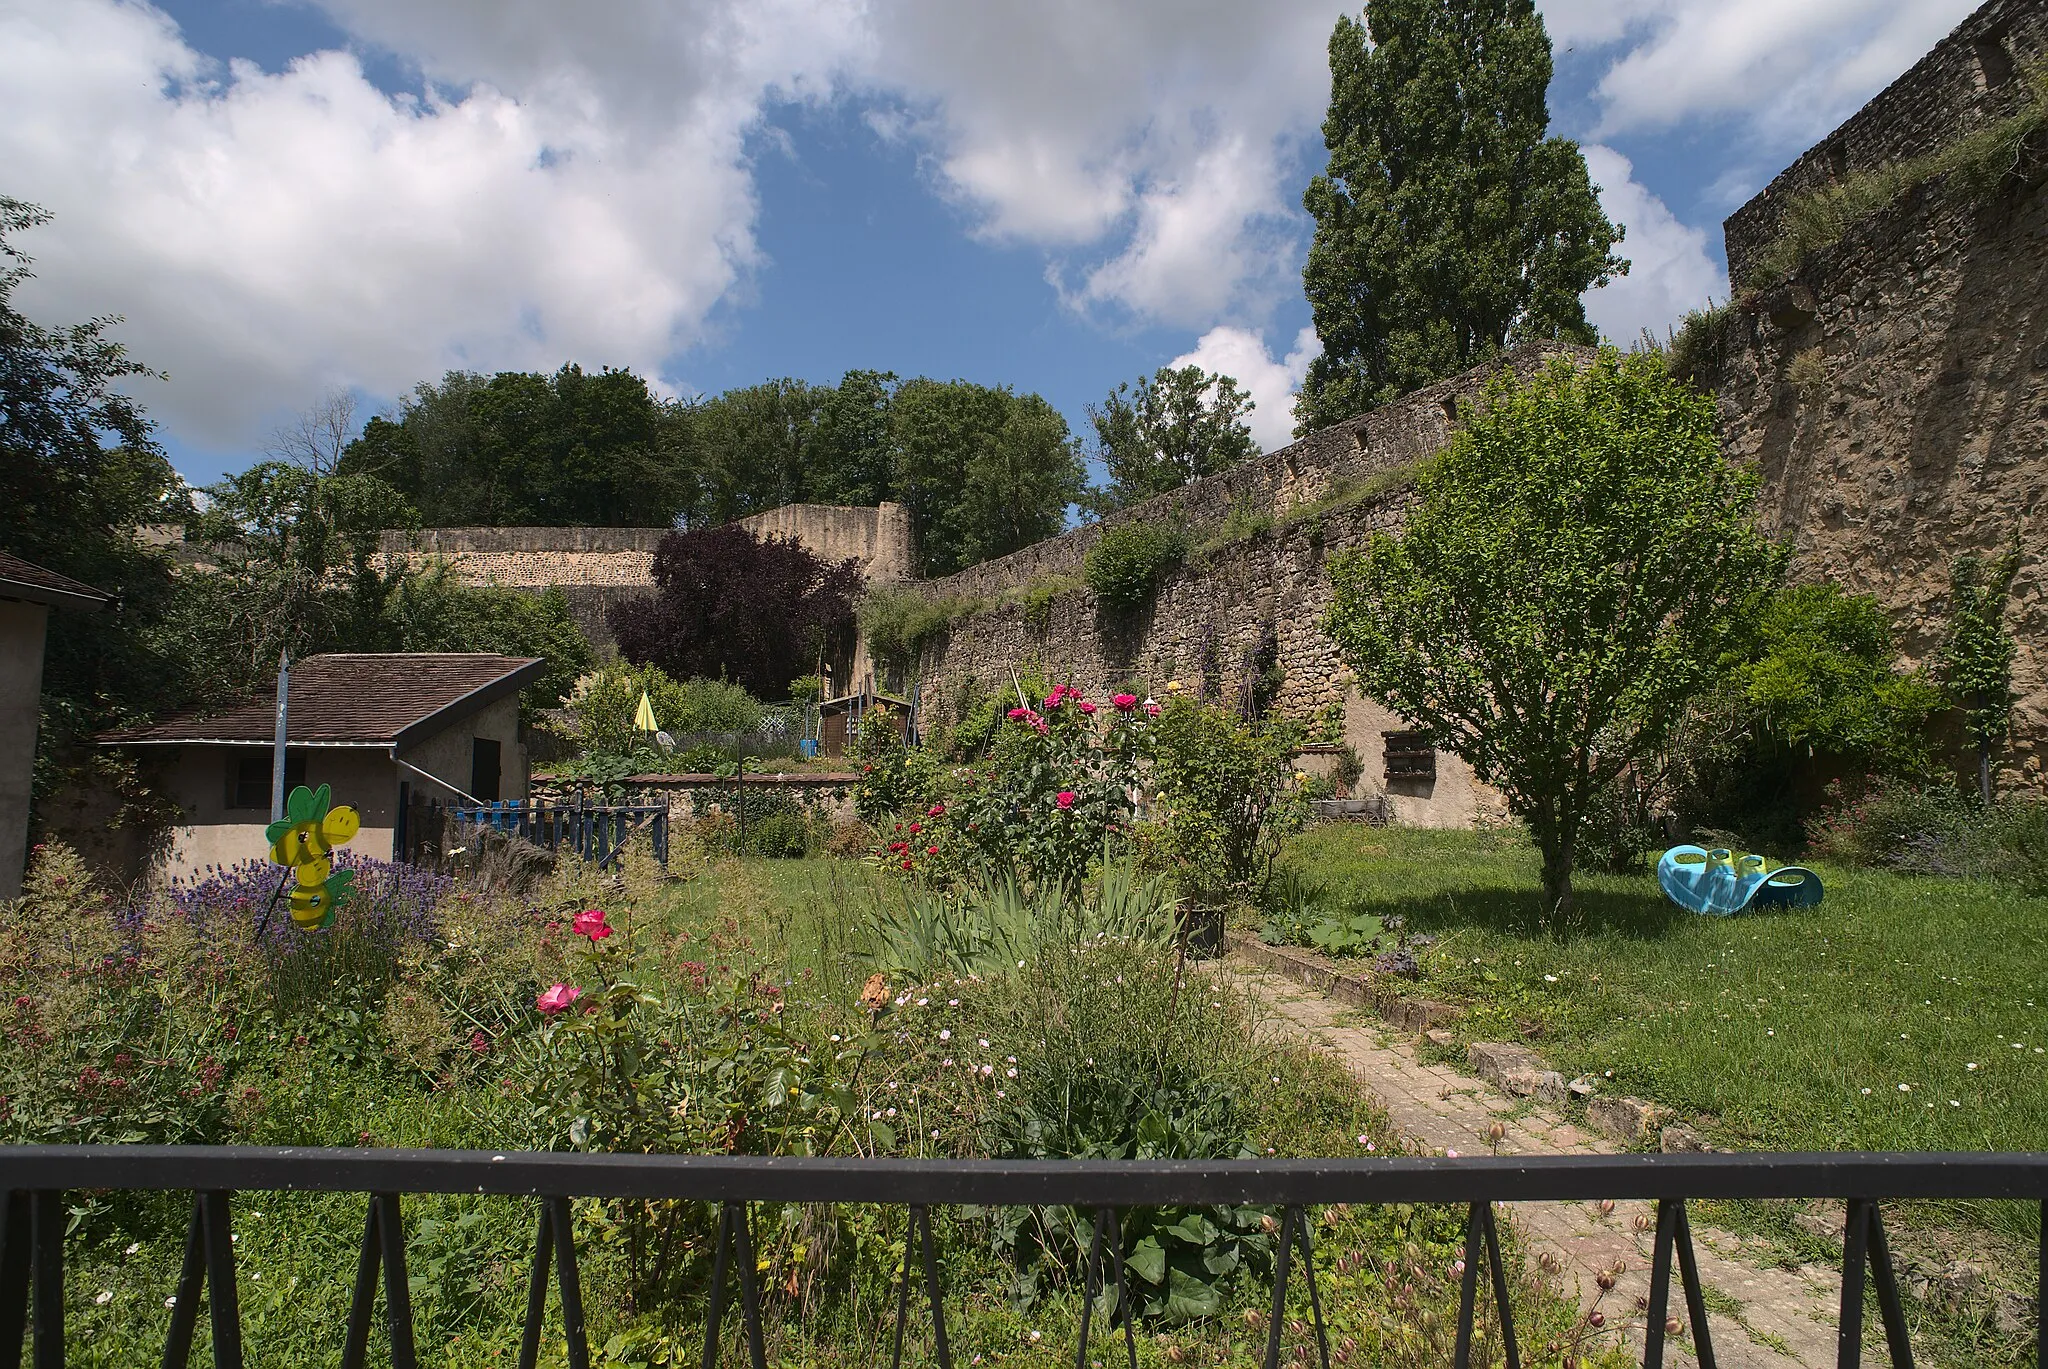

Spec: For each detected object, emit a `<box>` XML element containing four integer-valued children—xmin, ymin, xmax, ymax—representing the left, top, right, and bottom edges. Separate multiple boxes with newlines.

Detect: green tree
<box><xmin>680</xmin><ymin>377</ymin><xmax>827</xmax><ymax>525</ymax></box>
<box><xmin>1937</xmin><ymin>539</ymin><xmax>2023</xmax><ymax>802</ymax></box>
<box><xmin>0</xmin><ymin>197</ymin><xmax>205</xmax><ymax>817</ymax></box>
<box><xmin>339</xmin><ymin>364</ymin><xmax>690</xmax><ymax>526</ymax></box>
<box><xmin>1323</xmin><ymin>351</ymin><xmax>1779</xmax><ymax>920</ymax></box>
<box><xmin>381</xmin><ymin>568</ymin><xmax>593</xmax><ymax>717</ymax></box>
<box><xmin>890</xmin><ymin>379</ymin><xmax>1085</xmax><ymax>575</ymax></box>
<box><xmin>1085</xmin><ymin>365</ymin><xmax>1259</xmax><ymax>515</ymax></box>
<box><xmin>1296</xmin><ymin>0</ymin><xmax>1627</xmax><ymax>432</ymax></box>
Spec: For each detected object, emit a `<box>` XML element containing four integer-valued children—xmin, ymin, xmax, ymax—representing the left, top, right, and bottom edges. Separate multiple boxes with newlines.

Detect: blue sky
<box><xmin>0</xmin><ymin>0</ymin><xmax>1979</xmax><ymax>489</ymax></box>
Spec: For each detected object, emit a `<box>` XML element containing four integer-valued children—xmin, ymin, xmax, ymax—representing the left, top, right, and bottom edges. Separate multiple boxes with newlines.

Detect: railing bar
<box><xmin>1453</xmin><ymin>1203</ymin><xmax>1483</xmax><ymax>1369</ymax></box>
<box><xmin>198</xmin><ymin>1192</ymin><xmax>242</xmax><ymax>1369</ymax></box>
<box><xmin>1072</xmin><ymin>1210</ymin><xmax>1103</xmax><ymax>1369</ymax></box>
<box><xmin>1292</xmin><ymin>1207</ymin><xmax>1331</xmax><ymax>1369</ymax></box>
<box><xmin>1862</xmin><ymin>1205</ymin><xmax>1914</xmax><ymax>1369</ymax></box>
<box><xmin>701</xmin><ymin>1204</ymin><xmax>731</xmax><ymax>1369</ymax></box>
<box><xmin>340</xmin><ymin>1198</ymin><xmax>379</xmax><ymax>1369</ymax></box>
<box><xmin>889</xmin><ymin>1207</ymin><xmax>914</xmax><ymax>1369</ymax></box>
<box><xmin>1106</xmin><ymin>1209</ymin><xmax>1137</xmax><ymax>1369</ymax></box>
<box><xmin>546</xmin><ymin>1196</ymin><xmax>591</xmax><ymax>1369</ymax></box>
<box><xmin>1840</xmin><ymin>1198</ymin><xmax>1870</xmax><ymax>1369</ymax></box>
<box><xmin>374</xmin><ymin>1193</ymin><xmax>417</xmax><ymax>1369</ymax></box>
<box><xmin>732</xmin><ymin>1202</ymin><xmax>767</xmax><ymax>1369</ymax></box>
<box><xmin>159</xmin><ymin>1196</ymin><xmax>205</xmax><ymax>1369</ymax></box>
<box><xmin>2038</xmin><ymin>1200</ymin><xmax>2045</xmax><ymax>1369</ymax></box>
<box><xmin>516</xmin><ymin>1203</ymin><xmax>551</xmax><ymax>1369</ymax></box>
<box><xmin>1263</xmin><ymin>1205</ymin><xmax>1295</xmax><ymax>1369</ymax></box>
<box><xmin>1481</xmin><ymin>1202</ymin><xmax>1521</xmax><ymax>1369</ymax></box>
<box><xmin>28</xmin><ymin>1193</ymin><xmax>59</xmax><ymax>1369</ymax></box>
<box><xmin>917</xmin><ymin>1204</ymin><xmax>952</xmax><ymax>1369</ymax></box>
<box><xmin>1674</xmin><ymin>1201</ymin><xmax>1718</xmax><ymax>1369</ymax></box>
<box><xmin>0</xmin><ymin>1193</ymin><xmax>27</xmax><ymax>1369</ymax></box>
<box><xmin>1643</xmin><ymin>1197</ymin><xmax>1678</xmax><ymax>1369</ymax></box>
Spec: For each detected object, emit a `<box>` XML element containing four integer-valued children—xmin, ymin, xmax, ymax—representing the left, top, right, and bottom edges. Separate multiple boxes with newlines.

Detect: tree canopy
<box><xmin>1323</xmin><ymin>351</ymin><xmax>1779</xmax><ymax>920</ymax></box>
<box><xmin>1085</xmin><ymin>365</ymin><xmax>1259</xmax><ymax>516</ymax></box>
<box><xmin>1296</xmin><ymin>0</ymin><xmax>1627</xmax><ymax>432</ymax></box>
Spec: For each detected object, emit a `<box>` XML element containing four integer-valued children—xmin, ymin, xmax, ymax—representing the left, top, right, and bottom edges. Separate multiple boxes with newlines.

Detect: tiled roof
<box><xmin>102</xmin><ymin>653</ymin><xmax>544</xmax><ymax>747</ymax></box>
<box><xmin>0</xmin><ymin>550</ymin><xmax>111</xmax><ymax>609</ymax></box>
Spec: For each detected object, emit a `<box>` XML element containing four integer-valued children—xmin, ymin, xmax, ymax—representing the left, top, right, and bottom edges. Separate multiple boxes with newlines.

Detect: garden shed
<box><xmin>0</xmin><ymin>551</ymin><xmax>111</xmax><ymax>899</ymax></box>
<box><xmin>817</xmin><ymin>687</ymin><xmax>912</xmax><ymax>757</ymax></box>
<box><xmin>102</xmin><ymin>653</ymin><xmax>544</xmax><ymax>880</ymax></box>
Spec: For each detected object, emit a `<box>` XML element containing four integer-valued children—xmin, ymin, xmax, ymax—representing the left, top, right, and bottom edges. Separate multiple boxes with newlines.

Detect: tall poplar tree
<box><xmin>1295</xmin><ymin>0</ymin><xmax>1628</xmax><ymax>432</ymax></box>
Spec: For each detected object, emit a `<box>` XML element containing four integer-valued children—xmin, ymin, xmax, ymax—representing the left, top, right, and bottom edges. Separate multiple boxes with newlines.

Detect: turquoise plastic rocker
<box><xmin>1656</xmin><ymin>845</ymin><xmax>1824</xmax><ymax>916</ymax></box>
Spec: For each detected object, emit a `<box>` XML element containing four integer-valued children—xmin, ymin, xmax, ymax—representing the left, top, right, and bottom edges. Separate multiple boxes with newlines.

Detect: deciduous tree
<box><xmin>1085</xmin><ymin>366</ymin><xmax>1258</xmax><ymax>515</ymax></box>
<box><xmin>1296</xmin><ymin>0</ymin><xmax>1627</xmax><ymax>431</ymax></box>
<box><xmin>1323</xmin><ymin>351</ymin><xmax>1778</xmax><ymax>921</ymax></box>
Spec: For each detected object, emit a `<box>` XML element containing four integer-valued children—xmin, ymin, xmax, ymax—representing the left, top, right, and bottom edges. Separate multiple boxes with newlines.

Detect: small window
<box><xmin>470</xmin><ymin>737</ymin><xmax>502</xmax><ymax>803</ymax></box>
<box><xmin>1383</xmin><ymin>731</ymin><xmax>1436</xmax><ymax>783</ymax></box>
<box><xmin>227</xmin><ymin>750</ymin><xmax>306</xmax><ymax>810</ymax></box>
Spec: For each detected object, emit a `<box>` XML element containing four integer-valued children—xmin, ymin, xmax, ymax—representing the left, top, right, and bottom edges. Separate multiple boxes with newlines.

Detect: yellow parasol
<box><xmin>633</xmin><ymin>688</ymin><xmax>660</xmax><ymax>733</ymax></box>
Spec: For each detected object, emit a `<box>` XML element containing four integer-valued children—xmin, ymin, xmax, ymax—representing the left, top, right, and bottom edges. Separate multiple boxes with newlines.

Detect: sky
<box><xmin>0</xmin><ymin>0</ymin><xmax>1979</xmax><ymax>489</ymax></box>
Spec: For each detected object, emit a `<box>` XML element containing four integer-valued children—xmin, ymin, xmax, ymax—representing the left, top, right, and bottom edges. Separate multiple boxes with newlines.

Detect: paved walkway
<box><xmin>1215</xmin><ymin>956</ymin><xmax>1846</xmax><ymax>1368</ymax></box>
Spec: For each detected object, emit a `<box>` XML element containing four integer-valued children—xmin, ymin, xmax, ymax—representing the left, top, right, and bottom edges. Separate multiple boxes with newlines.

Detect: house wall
<box><xmin>0</xmin><ymin>599</ymin><xmax>51</xmax><ymax>900</ymax></box>
<box><xmin>395</xmin><ymin>695</ymin><xmax>529</xmax><ymax>806</ymax></box>
<box><xmin>155</xmin><ymin>746</ymin><xmax>398</xmax><ymax>879</ymax></box>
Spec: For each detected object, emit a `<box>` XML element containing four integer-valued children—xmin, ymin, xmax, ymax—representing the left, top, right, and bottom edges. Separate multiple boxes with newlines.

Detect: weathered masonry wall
<box><xmin>379</xmin><ymin>504</ymin><xmax>913</xmax><ymax>652</ymax></box>
<box><xmin>895</xmin><ymin>349</ymin><xmax>1581</xmax><ymax>828</ymax></box>
<box><xmin>1714</xmin><ymin>0</ymin><xmax>2048</xmax><ymax>793</ymax></box>
<box><xmin>1724</xmin><ymin>0</ymin><xmax>2048</xmax><ymax>285</ymax></box>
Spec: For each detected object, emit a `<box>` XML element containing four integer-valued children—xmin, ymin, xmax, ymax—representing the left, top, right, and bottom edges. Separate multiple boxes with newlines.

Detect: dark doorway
<box><xmin>470</xmin><ymin>738</ymin><xmax>502</xmax><ymax>802</ymax></box>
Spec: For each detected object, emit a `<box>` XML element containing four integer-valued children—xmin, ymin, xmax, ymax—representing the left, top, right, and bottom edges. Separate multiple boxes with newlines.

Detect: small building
<box><xmin>817</xmin><ymin>688</ymin><xmax>912</xmax><ymax>758</ymax></box>
<box><xmin>102</xmin><ymin>653</ymin><xmax>544</xmax><ymax>880</ymax></box>
<box><xmin>0</xmin><ymin>551</ymin><xmax>112</xmax><ymax>899</ymax></box>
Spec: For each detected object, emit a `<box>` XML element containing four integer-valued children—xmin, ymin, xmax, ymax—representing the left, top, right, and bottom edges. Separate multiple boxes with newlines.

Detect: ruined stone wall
<box><xmin>1713</xmin><ymin>0</ymin><xmax>2048</xmax><ymax>792</ymax></box>
<box><xmin>378</xmin><ymin>504</ymin><xmax>913</xmax><ymax>652</ymax></box>
<box><xmin>892</xmin><ymin>353</ymin><xmax>1584</xmax><ymax>828</ymax></box>
<box><xmin>1724</xmin><ymin>0</ymin><xmax>2048</xmax><ymax>285</ymax></box>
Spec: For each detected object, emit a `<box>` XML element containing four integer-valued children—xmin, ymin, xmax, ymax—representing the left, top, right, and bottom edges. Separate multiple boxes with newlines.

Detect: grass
<box><xmin>1279</xmin><ymin>824</ymin><xmax>2048</xmax><ymax>1159</ymax></box>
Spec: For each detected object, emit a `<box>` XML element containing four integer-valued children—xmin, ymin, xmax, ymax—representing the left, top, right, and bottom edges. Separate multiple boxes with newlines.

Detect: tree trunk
<box><xmin>1538</xmin><ymin>828</ymin><xmax>1576</xmax><ymax>926</ymax></box>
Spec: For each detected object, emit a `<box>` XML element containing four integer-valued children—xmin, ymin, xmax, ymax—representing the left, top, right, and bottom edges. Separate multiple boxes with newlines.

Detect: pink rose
<box><xmin>1077</xmin><ymin>700</ymin><xmax>1097</xmax><ymax>715</ymax></box>
<box><xmin>927</xmin><ymin>803</ymin><xmax>946</xmax><ymax>817</ymax></box>
<box><xmin>926</xmin><ymin>845</ymin><xmax>939</xmax><ymax>855</ymax></box>
<box><xmin>1055</xmin><ymin>790</ymin><xmax>1076</xmax><ymax>810</ymax></box>
<box><xmin>1113</xmin><ymin>693</ymin><xmax>1137</xmax><ymax>711</ymax></box>
<box><xmin>1144</xmin><ymin>702</ymin><xmax>1161</xmax><ymax>717</ymax></box>
<box><xmin>1007</xmin><ymin>706</ymin><xmax>1031</xmax><ymax>720</ymax></box>
<box><xmin>572</xmin><ymin>909</ymin><xmax>612</xmax><ymax>942</ymax></box>
<box><xmin>536</xmin><ymin>984</ymin><xmax>583</xmax><ymax>1015</ymax></box>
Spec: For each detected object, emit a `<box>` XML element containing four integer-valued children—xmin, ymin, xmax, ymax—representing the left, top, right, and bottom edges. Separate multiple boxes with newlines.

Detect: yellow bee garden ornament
<box><xmin>266</xmin><ymin>784</ymin><xmax>360</xmax><ymax>928</ymax></box>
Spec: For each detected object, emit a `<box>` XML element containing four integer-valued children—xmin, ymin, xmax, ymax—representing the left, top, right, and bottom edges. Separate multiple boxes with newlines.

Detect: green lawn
<box><xmin>1280</xmin><ymin>823</ymin><xmax>2048</xmax><ymax>1160</ymax></box>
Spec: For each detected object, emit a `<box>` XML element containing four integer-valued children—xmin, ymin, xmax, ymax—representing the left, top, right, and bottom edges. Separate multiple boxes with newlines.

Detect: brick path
<box><xmin>1215</xmin><ymin>954</ymin><xmax>1846</xmax><ymax>1368</ymax></box>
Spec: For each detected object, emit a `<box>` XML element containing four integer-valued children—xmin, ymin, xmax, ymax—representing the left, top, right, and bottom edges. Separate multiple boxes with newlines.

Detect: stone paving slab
<box><xmin>1214</xmin><ymin>957</ymin><xmax>1845</xmax><ymax>1368</ymax></box>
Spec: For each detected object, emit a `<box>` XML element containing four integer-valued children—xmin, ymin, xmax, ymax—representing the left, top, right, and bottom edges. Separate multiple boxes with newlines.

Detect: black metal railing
<box><xmin>1</xmin><ymin>1147</ymin><xmax>2042</xmax><ymax>1369</ymax></box>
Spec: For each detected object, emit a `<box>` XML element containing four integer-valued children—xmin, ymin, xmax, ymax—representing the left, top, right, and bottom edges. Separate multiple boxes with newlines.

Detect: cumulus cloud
<box><xmin>1581</xmin><ymin>145</ymin><xmax>1727</xmax><ymax>344</ymax></box>
<box><xmin>1169</xmin><ymin>326</ymin><xmax>1319</xmax><ymax>454</ymax></box>
<box><xmin>0</xmin><ymin>0</ymin><xmax>803</xmax><ymax>448</ymax></box>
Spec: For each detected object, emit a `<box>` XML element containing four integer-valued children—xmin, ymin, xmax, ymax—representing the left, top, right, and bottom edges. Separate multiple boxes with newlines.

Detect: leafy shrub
<box><xmin>1807</xmin><ymin>780</ymin><xmax>2048</xmax><ymax>889</ymax></box>
<box><xmin>857</xmin><ymin>866</ymin><xmax>1175</xmax><ymax>981</ymax></box>
<box><xmin>1085</xmin><ymin>522</ymin><xmax>1188</xmax><ymax>613</ymax></box>
<box><xmin>850</xmin><ymin>703</ymin><xmax>942</xmax><ymax>826</ymax></box>
<box><xmin>564</xmin><ymin>661</ymin><xmax>763</xmax><ymax>756</ymax></box>
<box><xmin>859</xmin><ymin>586</ymin><xmax>984</xmax><ymax>670</ymax></box>
<box><xmin>1145</xmin><ymin>696</ymin><xmax>1306</xmax><ymax>909</ymax></box>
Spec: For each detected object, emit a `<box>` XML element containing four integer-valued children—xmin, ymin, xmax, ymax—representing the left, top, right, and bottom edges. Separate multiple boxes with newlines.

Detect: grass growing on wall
<box><xmin>1745</xmin><ymin>60</ymin><xmax>2048</xmax><ymax>287</ymax></box>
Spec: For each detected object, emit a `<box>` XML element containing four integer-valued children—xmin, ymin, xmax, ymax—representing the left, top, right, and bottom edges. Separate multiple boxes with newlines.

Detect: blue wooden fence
<box><xmin>403</xmin><ymin>795</ymin><xmax>669</xmax><ymax>869</ymax></box>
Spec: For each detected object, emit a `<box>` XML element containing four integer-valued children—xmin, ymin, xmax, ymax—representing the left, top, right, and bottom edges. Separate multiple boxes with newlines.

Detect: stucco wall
<box><xmin>396</xmin><ymin>695</ymin><xmax>528</xmax><ymax>805</ymax></box>
<box><xmin>156</xmin><ymin>746</ymin><xmax>398</xmax><ymax>878</ymax></box>
<box><xmin>0</xmin><ymin>600</ymin><xmax>50</xmax><ymax>900</ymax></box>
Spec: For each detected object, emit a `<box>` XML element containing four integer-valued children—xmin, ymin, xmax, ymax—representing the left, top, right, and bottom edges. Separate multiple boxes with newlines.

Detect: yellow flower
<box><xmin>1165</xmin><ymin>679</ymin><xmax>1183</xmax><ymax>693</ymax></box>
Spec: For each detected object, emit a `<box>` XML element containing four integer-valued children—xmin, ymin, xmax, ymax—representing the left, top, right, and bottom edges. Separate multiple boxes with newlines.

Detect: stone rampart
<box><xmin>1724</xmin><ymin>0</ymin><xmax>2048</xmax><ymax>284</ymax></box>
<box><xmin>1712</xmin><ymin>0</ymin><xmax>2048</xmax><ymax>792</ymax></box>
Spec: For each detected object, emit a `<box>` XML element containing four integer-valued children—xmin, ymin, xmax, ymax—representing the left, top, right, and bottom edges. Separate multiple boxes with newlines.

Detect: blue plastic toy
<box><xmin>1656</xmin><ymin>845</ymin><xmax>1824</xmax><ymax>916</ymax></box>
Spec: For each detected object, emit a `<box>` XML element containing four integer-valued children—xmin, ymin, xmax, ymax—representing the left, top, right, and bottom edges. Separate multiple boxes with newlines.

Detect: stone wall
<box><xmin>379</xmin><ymin>503</ymin><xmax>913</xmax><ymax>652</ymax></box>
<box><xmin>892</xmin><ymin>352</ymin><xmax>1581</xmax><ymax>829</ymax></box>
<box><xmin>1723</xmin><ymin>0</ymin><xmax>2048</xmax><ymax>285</ymax></box>
<box><xmin>1713</xmin><ymin>0</ymin><xmax>2048</xmax><ymax>793</ymax></box>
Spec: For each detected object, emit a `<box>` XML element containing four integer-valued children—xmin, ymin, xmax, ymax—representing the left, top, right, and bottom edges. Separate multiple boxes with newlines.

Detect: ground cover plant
<box><xmin>1273</xmin><ymin>821</ymin><xmax>2047</xmax><ymax>1365</ymax></box>
<box><xmin>3</xmin><ymin>834</ymin><xmax>1625</xmax><ymax>1368</ymax></box>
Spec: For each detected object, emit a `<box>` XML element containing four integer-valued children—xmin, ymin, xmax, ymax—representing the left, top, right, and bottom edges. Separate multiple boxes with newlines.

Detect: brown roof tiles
<box><xmin>0</xmin><ymin>551</ymin><xmax>111</xmax><ymax>609</ymax></box>
<box><xmin>102</xmin><ymin>653</ymin><xmax>544</xmax><ymax>747</ymax></box>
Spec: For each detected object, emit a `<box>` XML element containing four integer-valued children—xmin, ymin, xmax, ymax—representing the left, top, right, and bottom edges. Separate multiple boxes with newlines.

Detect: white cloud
<box><xmin>1581</xmin><ymin>145</ymin><xmax>1727</xmax><ymax>344</ymax></box>
<box><xmin>1169</xmin><ymin>326</ymin><xmax>1319</xmax><ymax>454</ymax></box>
